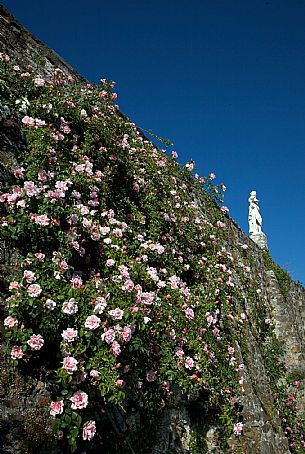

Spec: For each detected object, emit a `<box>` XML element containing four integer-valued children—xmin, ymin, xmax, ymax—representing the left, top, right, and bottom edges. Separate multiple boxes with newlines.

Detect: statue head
<box><xmin>249</xmin><ymin>190</ymin><xmax>259</xmax><ymax>202</ymax></box>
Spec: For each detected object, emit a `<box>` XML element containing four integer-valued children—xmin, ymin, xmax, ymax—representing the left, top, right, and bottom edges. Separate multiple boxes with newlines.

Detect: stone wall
<box><xmin>0</xmin><ymin>5</ymin><xmax>85</xmax><ymax>82</ymax></box>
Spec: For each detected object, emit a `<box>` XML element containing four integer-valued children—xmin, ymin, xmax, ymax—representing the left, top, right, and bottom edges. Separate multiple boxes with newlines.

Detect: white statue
<box><xmin>248</xmin><ymin>190</ymin><xmax>262</xmax><ymax>235</ymax></box>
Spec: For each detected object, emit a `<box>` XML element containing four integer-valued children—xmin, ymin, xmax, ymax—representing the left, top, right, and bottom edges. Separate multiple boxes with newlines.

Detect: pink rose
<box><xmin>21</xmin><ymin>116</ymin><xmax>35</xmax><ymax>127</ymax></box>
<box><xmin>233</xmin><ymin>422</ymin><xmax>243</xmax><ymax>436</ymax></box>
<box><xmin>11</xmin><ymin>346</ymin><xmax>24</xmax><ymax>360</ymax></box>
<box><xmin>82</xmin><ymin>420</ymin><xmax>96</xmax><ymax>441</ymax></box>
<box><xmin>108</xmin><ymin>308</ymin><xmax>124</xmax><ymax>321</ymax></box>
<box><xmin>106</xmin><ymin>259</ymin><xmax>115</xmax><ymax>266</ymax></box>
<box><xmin>90</xmin><ymin>369</ymin><xmax>100</xmax><ymax>378</ymax></box>
<box><xmin>70</xmin><ymin>390</ymin><xmax>88</xmax><ymax>409</ymax></box>
<box><xmin>9</xmin><ymin>281</ymin><xmax>21</xmax><ymax>291</ymax></box>
<box><xmin>85</xmin><ymin>315</ymin><xmax>101</xmax><ymax>330</ymax></box>
<box><xmin>100</xmin><ymin>226</ymin><xmax>110</xmax><ymax>235</ymax></box>
<box><xmin>175</xmin><ymin>347</ymin><xmax>184</xmax><ymax>358</ymax></box>
<box><xmin>4</xmin><ymin>316</ymin><xmax>18</xmax><ymax>329</ymax></box>
<box><xmin>34</xmin><ymin>214</ymin><xmax>50</xmax><ymax>226</ymax></box>
<box><xmin>36</xmin><ymin>119</ymin><xmax>46</xmax><ymax>127</ymax></box>
<box><xmin>102</xmin><ymin>328</ymin><xmax>116</xmax><ymax>344</ymax></box>
<box><xmin>184</xmin><ymin>307</ymin><xmax>194</xmax><ymax>320</ymax></box>
<box><xmin>94</xmin><ymin>299</ymin><xmax>107</xmax><ymax>314</ymax></box>
<box><xmin>35</xmin><ymin>252</ymin><xmax>45</xmax><ymax>262</ymax></box>
<box><xmin>146</xmin><ymin>371</ymin><xmax>157</xmax><ymax>382</ymax></box>
<box><xmin>121</xmin><ymin>326</ymin><xmax>132</xmax><ymax>342</ymax></box>
<box><xmin>23</xmin><ymin>270</ymin><xmax>36</xmax><ymax>283</ymax></box>
<box><xmin>216</xmin><ymin>220</ymin><xmax>225</xmax><ymax>228</ymax></box>
<box><xmin>27</xmin><ymin>334</ymin><xmax>44</xmax><ymax>350</ymax></box>
<box><xmin>27</xmin><ymin>283</ymin><xmax>42</xmax><ymax>297</ymax></box>
<box><xmin>70</xmin><ymin>275</ymin><xmax>83</xmax><ymax>288</ymax></box>
<box><xmin>45</xmin><ymin>298</ymin><xmax>56</xmax><ymax>310</ymax></box>
<box><xmin>34</xmin><ymin>76</ymin><xmax>45</xmax><ymax>87</ymax></box>
<box><xmin>62</xmin><ymin>298</ymin><xmax>78</xmax><ymax>315</ymax></box>
<box><xmin>50</xmin><ymin>400</ymin><xmax>64</xmax><ymax>417</ymax></box>
<box><xmin>116</xmin><ymin>379</ymin><xmax>124</xmax><ymax>387</ymax></box>
<box><xmin>185</xmin><ymin>357</ymin><xmax>194</xmax><ymax>370</ymax></box>
<box><xmin>111</xmin><ymin>341</ymin><xmax>121</xmax><ymax>357</ymax></box>
<box><xmin>113</xmin><ymin>228</ymin><xmax>122</xmax><ymax>237</ymax></box>
<box><xmin>24</xmin><ymin>181</ymin><xmax>39</xmax><ymax>198</ymax></box>
<box><xmin>62</xmin><ymin>328</ymin><xmax>78</xmax><ymax>342</ymax></box>
<box><xmin>136</xmin><ymin>291</ymin><xmax>154</xmax><ymax>305</ymax></box>
<box><xmin>62</xmin><ymin>356</ymin><xmax>78</xmax><ymax>374</ymax></box>
<box><xmin>121</xmin><ymin>279</ymin><xmax>134</xmax><ymax>292</ymax></box>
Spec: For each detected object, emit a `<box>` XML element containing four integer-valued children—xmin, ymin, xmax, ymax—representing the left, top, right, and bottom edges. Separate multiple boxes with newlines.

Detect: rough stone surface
<box><xmin>0</xmin><ymin>5</ymin><xmax>305</xmax><ymax>453</ymax></box>
<box><xmin>250</xmin><ymin>232</ymin><xmax>268</xmax><ymax>250</ymax></box>
<box><xmin>0</xmin><ymin>5</ymin><xmax>85</xmax><ymax>83</ymax></box>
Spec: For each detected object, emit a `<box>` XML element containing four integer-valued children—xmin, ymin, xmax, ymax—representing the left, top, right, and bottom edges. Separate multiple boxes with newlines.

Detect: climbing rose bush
<box><xmin>0</xmin><ymin>53</ymin><xmax>245</xmax><ymax>452</ymax></box>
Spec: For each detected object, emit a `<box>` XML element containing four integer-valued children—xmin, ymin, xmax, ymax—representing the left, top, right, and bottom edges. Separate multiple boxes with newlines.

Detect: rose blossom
<box><xmin>34</xmin><ymin>214</ymin><xmax>50</xmax><ymax>226</ymax></box>
<box><xmin>121</xmin><ymin>326</ymin><xmax>132</xmax><ymax>342</ymax></box>
<box><xmin>185</xmin><ymin>356</ymin><xmax>194</xmax><ymax>370</ymax></box>
<box><xmin>45</xmin><ymin>298</ymin><xmax>56</xmax><ymax>310</ymax></box>
<box><xmin>233</xmin><ymin>422</ymin><xmax>243</xmax><ymax>436</ymax></box>
<box><xmin>82</xmin><ymin>420</ymin><xmax>96</xmax><ymax>441</ymax></box>
<box><xmin>62</xmin><ymin>298</ymin><xmax>78</xmax><ymax>315</ymax></box>
<box><xmin>35</xmin><ymin>252</ymin><xmax>45</xmax><ymax>262</ymax></box>
<box><xmin>90</xmin><ymin>369</ymin><xmax>101</xmax><ymax>378</ymax></box>
<box><xmin>102</xmin><ymin>328</ymin><xmax>116</xmax><ymax>344</ymax></box>
<box><xmin>50</xmin><ymin>400</ymin><xmax>64</xmax><ymax>416</ymax></box>
<box><xmin>23</xmin><ymin>270</ymin><xmax>36</xmax><ymax>283</ymax></box>
<box><xmin>21</xmin><ymin>115</ymin><xmax>35</xmax><ymax>127</ymax></box>
<box><xmin>121</xmin><ymin>279</ymin><xmax>134</xmax><ymax>292</ymax></box>
<box><xmin>70</xmin><ymin>275</ymin><xmax>83</xmax><ymax>288</ymax></box>
<box><xmin>175</xmin><ymin>347</ymin><xmax>185</xmax><ymax>358</ymax></box>
<box><xmin>184</xmin><ymin>307</ymin><xmax>194</xmax><ymax>320</ymax></box>
<box><xmin>9</xmin><ymin>281</ymin><xmax>21</xmax><ymax>291</ymax></box>
<box><xmin>70</xmin><ymin>390</ymin><xmax>88</xmax><ymax>409</ymax></box>
<box><xmin>27</xmin><ymin>283</ymin><xmax>42</xmax><ymax>297</ymax></box>
<box><xmin>62</xmin><ymin>328</ymin><xmax>78</xmax><ymax>342</ymax></box>
<box><xmin>106</xmin><ymin>259</ymin><xmax>115</xmax><ymax>266</ymax></box>
<box><xmin>85</xmin><ymin>315</ymin><xmax>101</xmax><ymax>330</ymax></box>
<box><xmin>136</xmin><ymin>291</ymin><xmax>154</xmax><ymax>305</ymax></box>
<box><xmin>4</xmin><ymin>316</ymin><xmax>18</xmax><ymax>329</ymax></box>
<box><xmin>11</xmin><ymin>345</ymin><xmax>24</xmax><ymax>360</ymax></box>
<box><xmin>94</xmin><ymin>299</ymin><xmax>107</xmax><ymax>314</ymax></box>
<box><xmin>27</xmin><ymin>334</ymin><xmax>44</xmax><ymax>350</ymax></box>
<box><xmin>62</xmin><ymin>356</ymin><xmax>78</xmax><ymax>374</ymax></box>
<box><xmin>146</xmin><ymin>371</ymin><xmax>157</xmax><ymax>382</ymax></box>
<box><xmin>108</xmin><ymin>308</ymin><xmax>124</xmax><ymax>321</ymax></box>
<box><xmin>111</xmin><ymin>341</ymin><xmax>121</xmax><ymax>357</ymax></box>
<box><xmin>34</xmin><ymin>76</ymin><xmax>45</xmax><ymax>87</ymax></box>
<box><xmin>116</xmin><ymin>379</ymin><xmax>124</xmax><ymax>387</ymax></box>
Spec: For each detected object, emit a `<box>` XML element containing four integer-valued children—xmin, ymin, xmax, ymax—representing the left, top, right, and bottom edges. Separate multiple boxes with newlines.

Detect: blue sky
<box><xmin>2</xmin><ymin>0</ymin><xmax>305</xmax><ymax>284</ymax></box>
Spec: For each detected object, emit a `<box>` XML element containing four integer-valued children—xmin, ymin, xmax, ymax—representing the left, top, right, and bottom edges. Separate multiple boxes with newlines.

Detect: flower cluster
<box><xmin>0</xmin><ymin>54</ymin><xmax>244</xmax><ymax>452</ymax></box>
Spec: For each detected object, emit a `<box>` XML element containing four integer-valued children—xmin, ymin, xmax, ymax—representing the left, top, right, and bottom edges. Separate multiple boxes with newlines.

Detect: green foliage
<box><xmin>262</xmin><ymin>336</ymin><xmax>285</xmax><ymax>386</ymax></box>
<box><xmin>275</xmin><ymin>379</ymin><xmax>305</xmax><ymax>453</ymax></box>
<box><xmin>262</xmin><ymin>251</ymin><xmax>291</xmax><ymax>298</ymax></box>
<box><xmin>0</xmin><ymin>54</ymin><xmax>245</xmax><ymax>452</ymax></box>
<box><xmin>189</xmin><ymin>431</ymin><xmax>208</xmax><ymax>453</ymax></box>
<box><xmin>140</xmin><ymin>127</ymin><xmax>174</xmax><ymax>149</ymax></box>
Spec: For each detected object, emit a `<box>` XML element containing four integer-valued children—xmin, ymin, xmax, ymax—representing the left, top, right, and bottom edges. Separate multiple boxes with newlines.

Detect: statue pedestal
<box><xmin>250</xmin><ymin>232</ymin><xmax>268</xmax><ymax>250</ymax></box>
